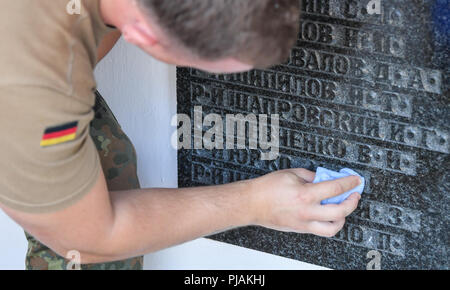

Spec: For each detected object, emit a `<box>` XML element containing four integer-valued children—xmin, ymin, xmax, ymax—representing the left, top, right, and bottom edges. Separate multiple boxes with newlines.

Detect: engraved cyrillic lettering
<box><xmin>334</xmin><ymin>223</ymin><xmax>405</xmax><ymax>256</ymax></box>
<box><xmin>191</xmin><ymin>70</ymin><xmax>414</xmax><ymax>117</ymax></box>
<box><xmin>354</xmin><ymin>201</ymin><xmax>422</xmax><ymax>232</ymax></box>
<box><xmin>191</xmin><ymin>82</ymin><xmax>448</xmax><ymax>154</ymax></box>
<box><xmin>302</xmin><ymin>0</ymin><xmax>331</xmax><ymax>16</ymax></box>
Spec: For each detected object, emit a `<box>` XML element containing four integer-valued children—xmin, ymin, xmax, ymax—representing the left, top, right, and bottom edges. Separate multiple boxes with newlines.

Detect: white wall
<box><xmin>0</xmin><ymin>37</ymin><xmax>326</xmax><ymax>270</ymax></box>
<box><xmin>0</xmin><ymin>210</ymin><xmax>28</xmax><ymax>269</ymax></box>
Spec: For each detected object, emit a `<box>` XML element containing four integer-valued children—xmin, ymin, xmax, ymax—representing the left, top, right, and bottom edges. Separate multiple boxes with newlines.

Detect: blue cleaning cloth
<box><xmin>313</xmin><ymin>167</ymin><xmax>365</xmax><ymax>205</ymax></box>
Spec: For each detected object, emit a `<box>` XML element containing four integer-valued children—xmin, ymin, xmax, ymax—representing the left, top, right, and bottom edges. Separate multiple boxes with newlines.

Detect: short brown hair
<box><xmin>137</xmin><ymin>0</ymin><xmax>300</xmax><ymax>68</ymax></box>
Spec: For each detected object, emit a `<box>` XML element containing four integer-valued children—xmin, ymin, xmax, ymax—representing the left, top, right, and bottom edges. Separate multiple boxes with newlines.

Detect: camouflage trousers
<box><xmin>25</xmin><ymin>91</ymin><xmax>144</xmax><ymax>270</ymax></box>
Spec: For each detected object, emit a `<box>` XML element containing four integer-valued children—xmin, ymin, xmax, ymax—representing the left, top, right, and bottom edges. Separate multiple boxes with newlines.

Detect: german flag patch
<box><xmin>40</xmin><ymin>121</ymin><xmax>78</xmax><ymax>147</ymax></box>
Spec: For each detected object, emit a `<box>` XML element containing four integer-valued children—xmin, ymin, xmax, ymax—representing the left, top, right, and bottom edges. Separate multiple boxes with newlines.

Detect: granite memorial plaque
<box><xmin>176</xmin><ymin>0</ymin><xmax>449</xmax><ymax>269</ymax></box>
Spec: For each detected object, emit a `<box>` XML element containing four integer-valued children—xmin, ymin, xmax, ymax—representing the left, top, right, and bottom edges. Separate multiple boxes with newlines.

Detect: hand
<box><xmin>248</xmin><ymin>168</ymin><xmax>362</xmax><ymax>237</ymax></box>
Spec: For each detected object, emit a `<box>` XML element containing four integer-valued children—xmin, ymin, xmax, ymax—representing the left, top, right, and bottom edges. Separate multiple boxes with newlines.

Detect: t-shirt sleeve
<box><xmin>0</xmin><ymin>86</ymin><xmax>101</xmax><ymax>213</ymax></box>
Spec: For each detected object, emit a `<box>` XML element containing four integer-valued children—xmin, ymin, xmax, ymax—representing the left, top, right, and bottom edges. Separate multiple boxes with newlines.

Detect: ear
<box><xmin>122</xmin><ymin>21</ymin><xmax>158</xmax><ymax>47</ymax></box>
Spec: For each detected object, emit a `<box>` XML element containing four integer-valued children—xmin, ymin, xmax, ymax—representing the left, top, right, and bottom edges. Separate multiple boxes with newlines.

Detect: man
<box><xmin>0</xmin><ymin>0</ymin><xmax>362</xmax><ymax>270</ymax></box>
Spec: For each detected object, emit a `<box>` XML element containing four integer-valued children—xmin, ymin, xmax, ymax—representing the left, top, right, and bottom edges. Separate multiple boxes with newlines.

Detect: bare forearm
<box><xmin>81</xmin><ymin>180</ymin><xmax>254</xmax><ymax>263</ymax></box>
<box><xmin>4</xmin><ymin>169</ymin><xmax>360</xmax><ymax>265</ymax></box>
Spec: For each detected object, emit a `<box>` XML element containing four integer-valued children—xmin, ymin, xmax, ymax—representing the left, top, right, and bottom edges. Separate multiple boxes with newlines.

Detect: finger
<box><xmin>288</xmin><ymin>168</ymin><xmax>315</xmax><ymax>183</ymax></box>
<box><xmin>306</xmin><ymin>175</ymin><xmax>362</xmax><ymax>202</ymax></box>
<box><xmin>306</xmin><ymin>193</ymin><xmax>361</xmax><ymax>221</ymax></box>
<box><xmin>307</xmin><ymin>219</ymin><xmax>346</xmax><ymax>238</ymax></box>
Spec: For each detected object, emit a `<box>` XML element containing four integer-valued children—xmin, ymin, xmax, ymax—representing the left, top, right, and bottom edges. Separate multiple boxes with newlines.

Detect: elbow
<box><xmin>52</xmin><ymin>244</ymin><xmax>123</xmax><ymax>265</ymax></box>
<box><xmin>45</xmin><ymin>233</ymin><xmax>122</xmax><ymax>265</ymax></box>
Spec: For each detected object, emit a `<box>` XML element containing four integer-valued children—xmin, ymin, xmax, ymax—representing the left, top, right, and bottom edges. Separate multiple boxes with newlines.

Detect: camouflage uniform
<box><xmin>25</xmin><ymin>91</ymin><xmax>144</xmax><ymax>270</ymax></box>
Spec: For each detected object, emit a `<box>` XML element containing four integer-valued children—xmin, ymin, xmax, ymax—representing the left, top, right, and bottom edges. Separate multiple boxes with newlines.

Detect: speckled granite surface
<box><xmin>176</xmin><ymin>0</ymin><xmax>449</xmax><ymax>269</ymax></box>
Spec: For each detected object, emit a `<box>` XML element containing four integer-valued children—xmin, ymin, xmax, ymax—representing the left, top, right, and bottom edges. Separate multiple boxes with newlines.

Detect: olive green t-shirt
<box><xmin>0</xmin><ymin>0</ymin><xmax>115</xmax><ymax>213</ymax></box>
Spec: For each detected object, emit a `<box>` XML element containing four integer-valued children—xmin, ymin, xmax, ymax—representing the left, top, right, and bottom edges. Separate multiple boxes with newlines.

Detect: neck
<box><xmin>99</xmin><ymin>0</ymin><xmax>127</xmax><ymax>29</ymax></box>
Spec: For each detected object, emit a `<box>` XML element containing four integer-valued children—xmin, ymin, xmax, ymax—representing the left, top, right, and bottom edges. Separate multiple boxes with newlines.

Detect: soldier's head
<box><xmin>103</xmin><ymin>0</ymin><xmax>300</xmax><ymax>73</ymax></box>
